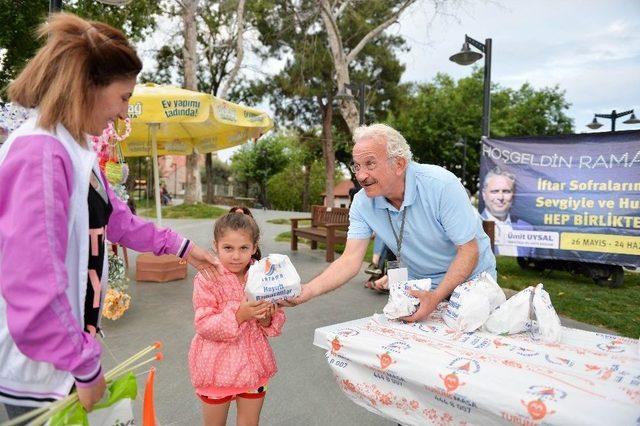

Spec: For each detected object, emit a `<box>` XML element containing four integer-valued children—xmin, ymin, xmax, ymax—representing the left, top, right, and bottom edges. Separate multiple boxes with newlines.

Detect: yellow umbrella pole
<box><xmin>150</xmin><ymin>123</ymin><xmax>162</xmax><ymax>226</ymax></box>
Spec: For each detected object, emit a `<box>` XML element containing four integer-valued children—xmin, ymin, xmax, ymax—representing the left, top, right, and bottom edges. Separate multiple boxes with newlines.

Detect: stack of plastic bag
<box><xmin>443</xmin><ymin>272</ymin><xmax>506</xmax><ymax>332</ymax></box>
<box><xmin>383</xmin><ymin>278</ymin><xmax>432</xmax><ymax>320</ymax></box>
<box><xmin>484</xmin><ymin>283</ymin><xmax>562</xmax><ymax>343</ymax></box>
<box><xmin>245</xmin><ymin>254</ymin><xmax>301</xmax><ymax>303</ymax></box>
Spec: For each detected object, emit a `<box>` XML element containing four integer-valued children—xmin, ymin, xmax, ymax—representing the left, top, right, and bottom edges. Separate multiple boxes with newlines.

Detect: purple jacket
<box><xmin>0</xmin><ymin>117</ymin><xmax>190</xmax><ymax>406</ymax></box>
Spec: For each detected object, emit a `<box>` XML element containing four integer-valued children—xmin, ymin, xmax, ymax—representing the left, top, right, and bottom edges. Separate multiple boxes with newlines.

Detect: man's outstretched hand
<box><xmin>401</xmin><ymin>290</ymin><xmax>440</xmax><ymax>322</ymax></box>
<box><xmin>279</xmin><ymin>284</ymin><xmax>315</xmax><ymax>307</ymax></box>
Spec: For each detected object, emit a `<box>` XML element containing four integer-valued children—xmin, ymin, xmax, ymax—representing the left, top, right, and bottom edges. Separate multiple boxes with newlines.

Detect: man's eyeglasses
<box><xmin>348</xmin><ymin>158</ymin><xmax>394</xmax><ymax>174</ymax></box>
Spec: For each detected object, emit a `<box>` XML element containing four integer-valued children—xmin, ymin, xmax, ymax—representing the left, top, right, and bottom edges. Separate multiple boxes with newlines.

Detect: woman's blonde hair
<box><xmin>8</xmin><ymin>13</ymin><xmax>142</xmax><ymax>143</ymax></box>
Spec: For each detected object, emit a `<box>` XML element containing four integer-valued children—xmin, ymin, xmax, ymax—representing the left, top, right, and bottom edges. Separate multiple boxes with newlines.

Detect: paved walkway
<box><xmin>1</xmin><ymin>207</ymin><xmax>614</xmax><ymax>425</ymax></box>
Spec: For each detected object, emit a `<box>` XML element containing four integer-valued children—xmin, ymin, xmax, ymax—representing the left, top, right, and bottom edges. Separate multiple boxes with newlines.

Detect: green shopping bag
<box><xmin>48</xmin><ymin>373</ymin><xmax>137</xmax><ymax>426</ymax></box>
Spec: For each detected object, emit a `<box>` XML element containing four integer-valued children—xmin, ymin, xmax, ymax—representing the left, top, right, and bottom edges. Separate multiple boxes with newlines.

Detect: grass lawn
<box><xmin>138</xmin><ymin>202</ymin><xmax>227</xmax><ymax>219</ymax></box>
<box><xmin>275</xmin><ymin>231</ymin><xmax>639</xmax><ymax>337</ymax></box>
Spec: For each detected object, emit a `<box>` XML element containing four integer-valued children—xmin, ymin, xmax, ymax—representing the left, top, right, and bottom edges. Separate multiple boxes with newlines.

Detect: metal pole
<box><xmin>611</xmin><ymin>110</ymin><xmax>616</xmax><ymax>132</ymax></box>
<box><xmin>358</xmin><ymin>82</ymin><xmax>366</xmax><ymax>125</ymax></box>
<box><xmin>150</xmin><ymin>124</ymin><xmax>162</xmax><ymax>225</ymax></box>
<box><xmin>461</xmin><ymin>138</ymin><xmax>467</xmax><ymax>185</ymax></box>
<box><xmin>50</xmin><ymin>0</ymin><xmax>62</xmax><ymax>12</ymax></box>
<box><xmin>482</xmin><ymin>38</ymin><xmax>492</xmax><ymax>137</ymax></box>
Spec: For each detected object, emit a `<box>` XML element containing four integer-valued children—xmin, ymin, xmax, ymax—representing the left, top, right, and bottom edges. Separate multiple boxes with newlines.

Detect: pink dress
<box><xmin>188</xmin><ymin>270</ymin><xmax>286</xmax><ymax>397</ymax></box>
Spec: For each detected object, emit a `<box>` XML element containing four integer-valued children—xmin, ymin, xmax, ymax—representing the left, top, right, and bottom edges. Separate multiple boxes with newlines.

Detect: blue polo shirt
<box><xmin>348</xmin><ymin>162</ymin><xmax>496</xmax><ymax>286</ymax></box>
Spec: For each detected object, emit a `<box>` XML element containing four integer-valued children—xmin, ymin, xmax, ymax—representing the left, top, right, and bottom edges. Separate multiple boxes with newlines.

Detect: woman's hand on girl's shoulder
<box><xmin>186</xmin><ymin>244</ymin><xmax>225</xmax><ymax>279</ymax></box>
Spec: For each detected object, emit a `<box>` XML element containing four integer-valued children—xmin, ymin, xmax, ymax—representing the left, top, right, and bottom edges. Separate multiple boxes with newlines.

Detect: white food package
<box><xmin>484</xmin><ymin>286</ymin><xmax>534</xmax><ymax>335</ymax></box>
<box><xmin>443</xmin><ymin>273</ymin><xmax>506</xmax><ymax>332</ymax></box>
<box><xmin>383</xmin><ymin>278</ymin><xmax>432</xmax><ymax>320</ymax></box>
<box><xmin>532</xmin><ymin>283</ymin><xmax>562</xmax><ymax>343</ymax></box>
<box><xmin>245</xmin><ymin>254</ymin><xmax>301</xmax><ymax>302</ymax></box>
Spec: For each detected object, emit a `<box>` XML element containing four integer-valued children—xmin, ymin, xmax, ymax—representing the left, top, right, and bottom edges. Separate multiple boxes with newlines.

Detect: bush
<box><xmin>267</xmin><ymin>161</ymin><xmax>327</xmax><ymax>211</ymax></box>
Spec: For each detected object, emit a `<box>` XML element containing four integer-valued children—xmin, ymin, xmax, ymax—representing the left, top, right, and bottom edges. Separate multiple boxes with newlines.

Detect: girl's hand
<box><xmin>258</xmin><ymin>303</ymin><xmax>277</xmax><ymax>327</ymax></box>
<box><xmin>236</xmin><ymin>300</ymin><xmax>270</xmax><ymax>324</ymax></box>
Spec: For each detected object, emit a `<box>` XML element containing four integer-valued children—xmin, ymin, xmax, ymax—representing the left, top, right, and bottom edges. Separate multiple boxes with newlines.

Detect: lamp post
<box><xmin>450</xmin><ymin>35</ymin><xmax>492</xmax><ymax>137</ymax></box>
<box><xmin>50</xmin><ymin>0</ymin><xmax>62</xmax><ymax>12</ymax></box>
<box><xmin>453</xmin><ymin>137</ymin><xmax>467</xmax><ymax>185</ymax></box>
<box><xmin>335</xmin><ymin>81</ymin><xmax>367</xmax><ymax>125</ymax></box>
<box><xmin>586</xmin><ymin>109</ymin><xmax>640</xmax><ymax>132</ymax></box>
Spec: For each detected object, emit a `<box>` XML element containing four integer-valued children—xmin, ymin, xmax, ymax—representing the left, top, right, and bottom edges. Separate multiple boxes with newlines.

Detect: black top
<box><xmin>84</xmin><ymin>171</ymin><xmax>113</xmax><ymax>335</ymax></box>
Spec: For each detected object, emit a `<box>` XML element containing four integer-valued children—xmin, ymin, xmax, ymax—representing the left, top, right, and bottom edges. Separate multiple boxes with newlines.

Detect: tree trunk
<box><xmin>302</xmin><ymin>163</ymin><xmax>311</xmax><ymax>212</ymax></box>
<box><xmin>182</xmin><ymin>0</ymin><xmax>202</xmax><ymax>204</ymax></box>
<box><xmin>321</xmin><ymin>99</ymin><xmax>335</xmax><ymax>207</ymax></box>
<box><xmin>318</xmin><ymin>0</ymin><xmax>418</xmax><ymax>134</ymax></box>
<box><xmin>204</xmin><ymin>152</ymin><xmax>215</xmax><ymax>203</ymax></box>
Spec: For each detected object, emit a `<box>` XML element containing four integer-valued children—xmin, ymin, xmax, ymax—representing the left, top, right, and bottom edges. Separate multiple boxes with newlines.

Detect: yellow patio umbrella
<box><xmin>120</xmin><ymin>83</ymin><xmax>274</xmax><ymax>224</ymax></box>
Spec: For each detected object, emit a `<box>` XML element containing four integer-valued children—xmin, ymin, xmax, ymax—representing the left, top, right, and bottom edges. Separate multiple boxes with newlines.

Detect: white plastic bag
<box><xmin>443</xmin><ymin>273</ymin><xmax>506</xmax><ymax>332</ymax></box>
<box><xmin>475</xmin><ymin>272</ymin><xmax>506</xmax><ymax>310</ymax></box>
<box><xmin>245</xmin><ymin>254</ymin><xmax>301</xmax><ymax>302</ymax></box>
<box><xmin>532</xmin><ymin>283</ymin><xmax>562</xmax><ymax>343</ymax></box>
<box><xmin>383</xmin><ymin>278</ymin><xmax>431</xmax><ymax>320</ymax></box>
<box><xmin>484</xmin><ymin>286</ymin><xmax>534</xmax><ymax>335</ymax></box>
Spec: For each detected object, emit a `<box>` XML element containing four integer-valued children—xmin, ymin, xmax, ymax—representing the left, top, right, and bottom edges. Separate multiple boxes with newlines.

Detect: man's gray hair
<box><xmin>483</xmin><ymin>167</ymin><xmax>516</xmax><ymax>191</ymax></box>
<box><xmin>353</xmin><ymin>123</ymin><xmax>413</xmax><ymax>162</ymax></box>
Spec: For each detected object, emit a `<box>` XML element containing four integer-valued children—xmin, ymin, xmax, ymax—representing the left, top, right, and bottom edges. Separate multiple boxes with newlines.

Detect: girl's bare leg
<box><xmin>236</xmin><ymin>396</ymin><xmax>265</xmax><ymax>426</ymax></box>
<box><xmin>201</xmin><ymin>400</ymin><xmax>231</xmax><ymax>426</ymax></box>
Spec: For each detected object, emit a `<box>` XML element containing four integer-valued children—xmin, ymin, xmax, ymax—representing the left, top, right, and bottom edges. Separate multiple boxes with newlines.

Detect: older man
<box><xmin>481</xmin><ymin>167</ymin><xmax>534</xmax><ymax>257</ymax></box>
<box><xmin>286</xmin><ymin>123</ymin><xmax>496</xmax><ymax>321</ymax></box>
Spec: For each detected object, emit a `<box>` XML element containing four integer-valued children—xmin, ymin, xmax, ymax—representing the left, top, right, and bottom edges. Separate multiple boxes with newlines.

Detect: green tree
<box><xmin>246</xmin><ymin>0</ymin><xmax>407</xmax><ymax>205</ymax></box>
<box><xmin>267</xmin><ymin>161</ymin><xmax>328</xmax><ymax>211</ymax></box>
<box><xmin>0</xmin><ymin>0</ymin><xmax>160</xmax><ymax>98</ymax></box>
<box><xmin>230</xmin><ymin>134</ymin><xmax>290</xmax><ymax>207</ymax></box>
<box><xmin>389</xmin><ymin>69</ymin><xmax>574</xmax><ymax>194</ymax></box>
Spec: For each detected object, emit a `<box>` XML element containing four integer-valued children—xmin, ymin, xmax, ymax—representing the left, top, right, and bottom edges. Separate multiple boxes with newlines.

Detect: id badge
<box><xmin>386</xmin><ymin>260</ymin><xmax>408</xmax><ymax>285</ymax></box>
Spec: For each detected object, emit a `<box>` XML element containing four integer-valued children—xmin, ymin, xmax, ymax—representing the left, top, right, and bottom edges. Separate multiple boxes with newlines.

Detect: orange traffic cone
<box><xmin>142</xmin><ymin>367</ymin><xmax>157</xmax><ymax>426</ymax></box>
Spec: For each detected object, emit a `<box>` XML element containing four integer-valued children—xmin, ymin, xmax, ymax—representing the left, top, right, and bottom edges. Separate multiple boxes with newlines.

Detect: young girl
<box><xmin>189</xmin><ymin>212</ymin><xmax>285</xmax><ymax>426</ymax></box>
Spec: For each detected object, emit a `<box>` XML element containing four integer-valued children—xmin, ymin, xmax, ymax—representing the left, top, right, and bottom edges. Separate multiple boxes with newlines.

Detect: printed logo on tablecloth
<box><xmin>439</xmin><ymin>373</ymin><xmax>465</xmax><ymax>394</ymax></box>
<box><xmin>381</xmin><ymin>340</ymin><xmax>411</xmax><ymax>354</ymax></box>
<box><xmin>500</xmin><ymin>385</ymin><xmax>567</xmax><ymax>423</ymax></box>
<box><xmin>596</xmin><ymin>338</ymin><xmax>626</xmax><ymax>353</ymax></box>
<box><xmin>336</xmin><ymin>327</ymin><xmax>360</xmax><ymax>338</ymax></box>
<box><xmin>377</xmin><ymin>352</ymin><xmax>396</xmax><ymax>370</ymax></box>
<box><xmin>330</xmin><ymin>336</ymin><xmax>342</xmax><ymax>354</ymax></box>
<box><xmin>415</xmin><ymin>323</ymin><xmax>440</xmax><ymax>334</ymax></box>
<box><xmin>544</xmin><ymin>355</ymin><xmax>575</xmax><ymax>367</ymax></box>
<box><xmin>585</xmin><ymin>363</ymin><xmax>639</xmax><ymax>385</ymax></box>
<box><xmin>448</xmin><ymin>358</ymin><xmax>481</xmax><ymax>375</ymax></box>
<box><xmin>493</xmin><ymin>339</ymin><xmax>540</xmax><ymax>357</ymax></box>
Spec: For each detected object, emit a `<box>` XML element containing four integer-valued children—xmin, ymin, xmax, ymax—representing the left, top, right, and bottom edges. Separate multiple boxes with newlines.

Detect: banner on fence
<box><xmin>479</xmin><ymin>130</ymin><xmax>640</xmax><ymax>266</ymax></box>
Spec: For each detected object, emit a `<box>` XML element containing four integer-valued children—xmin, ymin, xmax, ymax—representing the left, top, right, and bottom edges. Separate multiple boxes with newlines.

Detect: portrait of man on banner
<box><xmin>480</xmin><ymin>167</ymin><xmax>534</xmax><ymax>257</ymax></box>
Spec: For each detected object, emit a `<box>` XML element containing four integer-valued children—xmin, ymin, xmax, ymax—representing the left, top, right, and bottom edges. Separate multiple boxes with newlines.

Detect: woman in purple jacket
<box><xmin>0</xmin><ymin>13</ymin><xmax>218</xmax><ymax>418</ymax></box>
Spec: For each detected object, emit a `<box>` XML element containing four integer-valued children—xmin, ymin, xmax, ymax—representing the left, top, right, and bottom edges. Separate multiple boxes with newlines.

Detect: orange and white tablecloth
<box><xmin>313</xmin><ymin>305</ymin><xmax>640</xmax><ymax>425</ymax></box>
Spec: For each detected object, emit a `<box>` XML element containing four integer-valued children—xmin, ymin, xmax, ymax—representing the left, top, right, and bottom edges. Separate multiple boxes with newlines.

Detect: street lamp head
<box><xmin>623</xmin><ymin>112</ymin><xmax>640</xmax><ymax>124</ymax></box>
<box><xmin>454</xmin><ymin>138</ymin><xmax>465</xmax><ymax>148</ymax></box>
<box><xmin>449</xmin><ymin>42</ymin><xmax>483</xmax><ymax>65</ymax></box>
<box><xmin>586</xmin><ymin>117</ymin><xmax>603</xmax><ymax>130</ymax></box>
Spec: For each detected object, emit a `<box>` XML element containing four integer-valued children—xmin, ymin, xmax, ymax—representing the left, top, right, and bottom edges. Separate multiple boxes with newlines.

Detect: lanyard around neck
<box><xmin>386</xmin><ymin>207</ymin><xmax>408</xmax><ymax>264</ymax></box>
